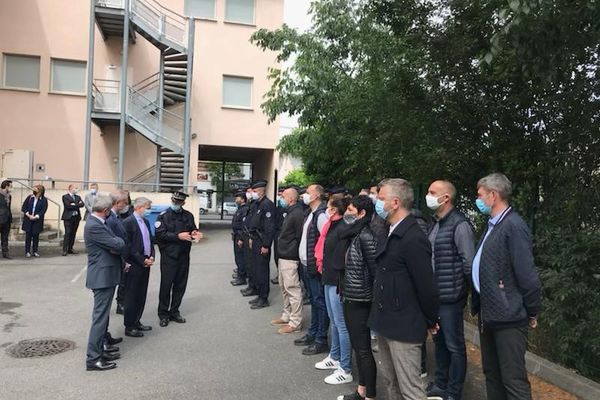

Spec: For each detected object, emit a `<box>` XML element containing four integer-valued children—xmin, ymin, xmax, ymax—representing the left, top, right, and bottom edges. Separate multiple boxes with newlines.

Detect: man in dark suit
<box><xmin>368</xmin><ymin>178</ymin><xmax>441</xmax><ymax>400</ymax></box>
<box><xmin>62</xmin><ymin>184</ymin><xmax>85</xmax><ymax>256</ymax></box>
<box><xmin>84</xmin><ymin>195</ymin><xmax>125</xmax><ymax>371</ymax></box>
<box><xmin>122</xmin><ymin>197</ymin><xmax>155</xmax><ymax>337</ymax></box>
<box><xmin>0</xmin><ymin>180</ymin><xmax>13</xmax><ymax>259</ymax></box>
<box><xmin>106</xmin><ymin>190</ymin><xmax>130</xmax><ymax>314</ymax></box>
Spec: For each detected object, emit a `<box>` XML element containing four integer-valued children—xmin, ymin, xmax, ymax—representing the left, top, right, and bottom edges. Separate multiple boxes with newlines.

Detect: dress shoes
<box><xmin>240</xmin><ymin>287</ymin><xmax>258</xmax><ymax>297</ymax></box>
<box><xmin>103</xmin><ymin>344</ymin><xmax>119</xmax><ymax>353</ymax></box>
<box><xmin>68</xmin><ymin>249</ymin><xmax>78</xmax><ymax>254</ymax></box>
<box><xmin>169</xmin><ymin>314</ymin><xmax>186</xmax><ymax>324</ymax></box>
<box><xmin>294</xmin><ymin>334</ymin><xmax>315</xmax><ymax>346</ymax></box>
<box><xmin>248</xmin><ymin>296</ymin><xmax>261</xmax><ymax>305</ymax></box>
<box><xmin>101</xmin><ymin>352</ymin><xmax>121</xmax><ymax>361</ymax></box>
<box><xmin>105</xmin><ymin>332</ymin><xmax>123</xmax><ymax>345</ymax></box>
<box><xmin>125</xmin><ymin>328</ymin><xmax>144</xmax><ymax>337</ymax></box>
<box><xmin>270</xmin><ymin>318</ymin><xmax>288</xmax><ymax>326</ymax></box>
<box><xmin>230</xmin><ymin>278</ymin><xmax>246</xmax><ymax>286</ymax></box>
<box><xmin>116</xmin><ymin>304</ymin><xmax>124</xmax><ymax>315</ymax></box>
<box><xmin>86</xmin><ymin>360</ymin><xmax>116</xmax><ymax>371</ymax></box>
<box><xmin>62</xmin><ymin>252</ymin><xmax>67</xmax><ymax>256</ymax></box>
<box><xmin>136</xmin><ymin>323</ymin><xmax>152</xmax><ymax>331</ymax></box>
<box><xmin>278</xmin><ymin>324</ymin><xmax>301</xmax><ymax>335</ymax></box>
<box><xmin>302</xmin><ymin>342</ymin><xmax>329</xmax><ymax>356</ymax></box>
<box><xmin>159</xmin><ymin>319</ymin><xmax>169</xmax><ymax>327</ymax></box>
<box><xmin>250</xmin><ymin>298</ymin><xmax>269</xmax><ymax>310</ymax></box>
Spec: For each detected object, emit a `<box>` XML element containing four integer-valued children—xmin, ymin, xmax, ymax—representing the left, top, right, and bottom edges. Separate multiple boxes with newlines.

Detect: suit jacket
<box><xmin>0</xmin><ymin>191</ymin><xmax>12</xmax><ymax>225</ymax></box>
<box><xmin>83</xmin><ymin>192</ymin><xmax>98</xmax><ymax>220</ymax></box>
<box><xmin>84</xmin><ymin>214</ymin><xmax>125</xmax><ymax>289</ymax></box>
<box><xmin>123</xmin><ymin>214</ymin><xmax>155</xmax><ymax>267</ymax></box>
<box><xmin>61</xmin><ymin>193</ymin><xmax>84</xmax><ymax>220</ymax></box>
<box><xmin>368</xmin><ymin>214</ymin><xmax>439</xmax><ymax>343</ymax></box>
<box><xmin>21</xmin><ymin>195</ymin><xmax>48</xmax><ymax>234</ymax></box>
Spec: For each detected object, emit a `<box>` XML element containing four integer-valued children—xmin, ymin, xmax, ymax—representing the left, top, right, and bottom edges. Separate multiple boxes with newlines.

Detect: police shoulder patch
<box><xmin>159</xmin><ymin>210</ymin><xmax>167</xmax><ymax>215</ymax></box>
<box><xmin>155</xmin><ymin>221</ymin><xmax>161</xmax><ymax>228</ymax></box>
<box><xmin>266</xmin><ymin>212</ymin><xmax>271</xmax><ymax>218</ymax></box>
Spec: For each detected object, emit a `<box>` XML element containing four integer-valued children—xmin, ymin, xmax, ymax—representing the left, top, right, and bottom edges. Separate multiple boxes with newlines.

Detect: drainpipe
<box><xmin>117</xmin><ymin>0</ymin><xmax>131</xmax><ymax>188</ymax></box>
<box><xmin>182</xmin><ymin>18</ymin><xmax>195</xmax><ymax>188</ymax></box>
<box><xmin>83</xmin><ymin>0</ymin><xmax>96</xmax><ymax>189</ymax></box>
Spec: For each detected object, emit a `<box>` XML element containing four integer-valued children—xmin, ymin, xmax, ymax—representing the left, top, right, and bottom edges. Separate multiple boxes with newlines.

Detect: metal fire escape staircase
<box><xmin>90</xmin><ymin>0</ymin><xmax>193</xmax><ymax>190</ymax></box>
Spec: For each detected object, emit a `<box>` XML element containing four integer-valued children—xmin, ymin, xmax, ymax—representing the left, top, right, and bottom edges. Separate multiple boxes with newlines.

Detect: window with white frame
<box><xmin>2</xmin><ymin>54</ymin><xmax>40</xmax><ymax>90</ymax></box>
<box><xmin>225</xmin><ymin>0</ymin><xmax>255</xmax><ymax>25</ymax></box>
<box><xmin>50</xmin><ymin>59</ymin><xmax>87</xmax><ymax>94</ymax></box>
<box><xmin>222</xmin><ymin>76</ymin><xmax>253</xmax><ymax>108</ymax></box>
<box><xmin>184</xmin><ymin>0</ymin><xmax>215</xmax><ymax>19</ymax></box>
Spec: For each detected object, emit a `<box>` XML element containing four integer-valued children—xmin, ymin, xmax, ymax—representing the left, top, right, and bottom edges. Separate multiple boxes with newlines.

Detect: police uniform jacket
<box><xmin>232</xmin><ymin>203</ymin><xmax>249</xmax><ymax>241</ymax></box>
<box><xmin>155</xmin><ymin>207</ymin><xmax>197</xmax><ymax>259</ymax></box>
<box><xmin>247</xmin><ymin>196</ymin><xmax>276</xmax><ymax>248</ymax></box>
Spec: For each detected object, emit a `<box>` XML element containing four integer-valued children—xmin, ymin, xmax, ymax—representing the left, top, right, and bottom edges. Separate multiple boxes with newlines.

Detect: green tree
<box><xmin>253</xmin><ymin>0</ymin><xmax>600</xmax><ymax>379</ymax></box>
<box><xmin>280</xmin><ymin>168</ymin><xmax>313</xmax><ymax>187</ymax></box>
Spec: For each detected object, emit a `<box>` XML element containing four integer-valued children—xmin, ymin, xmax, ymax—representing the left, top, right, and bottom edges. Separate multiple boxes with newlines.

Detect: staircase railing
<box><xmin>95</xmin><ymin>0</ymin><xmax>124</xmax><ymax>8</ymax></box>
<box><xmin>127</xmin><ymin>164</ymin><xmax>158</xmax><ymax>191</ymax></box>
<box><xmin>127</xmin><ymin>86</ymin><xmax>184</xmax><ymax>152</ymax></box>
<box><xmin>130</xmin><ymin>0</ymin><xmax>187</xmax><ymax>51</ymax></box>
<box><xmin>92</xmin><ymin>79</ymin><xmax>121</xmax><ymax>113</ymax></box>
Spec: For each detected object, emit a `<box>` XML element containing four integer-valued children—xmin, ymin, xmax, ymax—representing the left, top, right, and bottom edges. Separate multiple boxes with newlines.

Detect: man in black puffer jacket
<box><xmin>425</xmin><ymin>180</ymin><xmax>475</xmax><ymax>400</ymax></box>
<box><xmin>471</xmin><ymin>173</ymin><xmax>542</xmax><ymax>400</ymax></box>
<box><xmin>271</xmin><ymin>188</ymin><xmax>305</xmax><ymax>334</ymax></box>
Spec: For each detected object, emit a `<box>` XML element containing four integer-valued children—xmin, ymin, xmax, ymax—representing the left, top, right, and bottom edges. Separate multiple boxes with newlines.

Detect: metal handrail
<box><xmin>132</xmin><ymin>72</ymin><xmax>159</xmax><ymax>91</ymax></box>
<box><xmin>129</xmin><ymin>86</ymin><xmax>183</xmax><ymax>120</ymax></box>
<box><xmin>95</xmin><ymin>0</ymin><xmax>124</xmax><ymax>8</ymax></box>
<box><xmin>130</xmin><ymin>0</ymin><xmax>187</xmax><ymax>49</ymax></box>
<box><xmin>92</xmin><ymin>79</ymin><xmax>121</xmax><ymax>113</ymax></box>
<box><xmin>9</xmin><ymin>179</ymin><xmax>62</xmax><ymax>240</ymax></box>
<box><xmin>10</xmin><ymin>178</ymin><xmax>197</xmax><ymax>191</ymax></box>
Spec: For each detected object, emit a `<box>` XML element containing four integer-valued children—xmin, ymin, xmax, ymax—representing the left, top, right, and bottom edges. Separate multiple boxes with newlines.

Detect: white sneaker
<box><xmin>324</xmin><ymin>367</ymin><xmax>353</xmax><ymax>385</ymax></box>
<box><xmin>25</xmin><ymin>253</ymin><xmax>31</xmax><ymax>258</ymax></box>
<box><xmin>315</xmin><ymin>355</ymin><xmax>340</xmax><ymax>370</ymax></box>
<box><xmin>427</xmin><ymin>397</ymin><xmax>444</xmax><ymax>400</ymax></box>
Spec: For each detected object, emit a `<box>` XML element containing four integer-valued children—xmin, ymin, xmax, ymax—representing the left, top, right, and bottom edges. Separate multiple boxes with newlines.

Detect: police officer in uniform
<box><xmin>155</xmin><ymin>190</ymin><xmax>203</xmax><ymax>327</ymax></box>
<box><xmin>246</xmin><ymin>179</ymin><xmax>276</xmax><ymax>310</ymax></box>
<box><xmin>230</xmin><ymin>190</ymin><xmax>249</xmax><ymax>286</ymax></box>
<box><xmin>240</xmin><ymin>187</ymin><xmax>258</xmax><ymax>297</ymax></box>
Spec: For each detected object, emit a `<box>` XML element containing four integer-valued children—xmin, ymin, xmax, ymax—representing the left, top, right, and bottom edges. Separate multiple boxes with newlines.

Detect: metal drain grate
<box><xmin>6</xmin><ymin>338</ymin><xmax>76</xmax><ymax>358</ymax></box>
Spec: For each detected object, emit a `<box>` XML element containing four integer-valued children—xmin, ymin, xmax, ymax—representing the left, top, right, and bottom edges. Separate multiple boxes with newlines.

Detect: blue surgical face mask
<box><xmin>278</xmin><ymin>198</ymin><xmax>288</xmax><ymax>208</ymax></box>
<box><xmin>475</xmin><ymin>198</ymin><xmax>492</xmax><ymax>215</ymax></box>
<box><xmin>143</xmin><ymin>209</ymin><xmax>151</xmax><ymax>217</ymax></box>
<box><xmin>375</xmin><ymin>199</ymin><xmax>388</xmax><ymax>220</ymax></box>
<box><xmin>171</xmin><ymin>204</ymin><xmax>182</xmax><ymax>212</ymax></box>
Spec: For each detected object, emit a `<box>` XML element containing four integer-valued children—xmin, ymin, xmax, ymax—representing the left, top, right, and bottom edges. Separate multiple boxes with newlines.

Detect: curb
<box><xmin>464</xmin><ymin>321</ymin><xmax>600</xmax><ymax>400</ymax></box>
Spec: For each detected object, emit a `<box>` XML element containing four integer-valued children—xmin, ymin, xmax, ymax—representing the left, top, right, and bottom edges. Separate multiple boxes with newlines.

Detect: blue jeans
<box><xmin>433</xmin><ymin>300</ymin><xmax>467</xmax><ymax>398</ymax></box>
<box><xmin>306</xmin><ymin>270</ymin><xmax>329</xmax><ymax>345</ymax></box>
<box><xmin>324</xmin><ymin>284</ymin><xmax>352</xmax><ymax>373</ymax></box>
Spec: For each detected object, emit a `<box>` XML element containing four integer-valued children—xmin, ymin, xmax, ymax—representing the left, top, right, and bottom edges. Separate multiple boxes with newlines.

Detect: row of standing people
<box><xmin>84</xmin><ymin>189</ymin><xmax>202</xmax><ymax>371</ymax></box>
<box><xmin>230</xmin><ymin>173</ymin><xmax>542</xmax><ymax>400</ymax></box>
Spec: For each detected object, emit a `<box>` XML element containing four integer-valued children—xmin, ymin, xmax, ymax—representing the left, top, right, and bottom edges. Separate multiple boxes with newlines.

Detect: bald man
<box><xmin>270</xmin><ymin>188</ymin><xmax>305</xmax><ymax>334</ymax></box>
<box><xmin>425</xmin><ymin>180</ymin><xmax>475</xmax><ymax>400</ymax></box>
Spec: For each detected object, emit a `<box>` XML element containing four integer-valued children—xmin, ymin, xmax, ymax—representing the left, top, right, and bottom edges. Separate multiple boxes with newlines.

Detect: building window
<box><xmin>225</xmin><ymin>0</ymin><xmax>254</xmax><ymax>25</ymax></box>
<box><xmin>2</xmin><ymin>54</ymin><xmax>40</xmax><ymax>91</ymax></box>
<box><xmin>50</xmin><ymin>59</ymin><xmax>87</xmax><ymax>94</ymax></box>
<box><xmin>184</xmin><ymin>0</ymin><xmax>215</xmax><ymax>19</ymax></box>
<box><xmin>222</xmin><ymin>76</ymin><xmax>253</xmax><ymax>109</ymax></box>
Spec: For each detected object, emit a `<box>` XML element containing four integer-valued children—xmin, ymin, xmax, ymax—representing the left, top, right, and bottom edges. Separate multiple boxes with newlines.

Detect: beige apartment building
<box><xmin>0</xmin><ymin>0</ymin><xmax>282</xmax><ymax>212</ymax></box>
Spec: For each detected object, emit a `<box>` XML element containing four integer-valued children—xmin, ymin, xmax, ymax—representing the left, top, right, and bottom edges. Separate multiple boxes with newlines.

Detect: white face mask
<box><xmin>368</xmin><ymin>193</ymin><xmax>377</xmax><ymax>204</ymax></box>
<box><xmin>426</xmin><ymin>194</ymin><xmax>444</xmax><ymax>211</ymax></box>
<box><xmin>302</xmin><ymin>193</ymin><xmax>312</xmax><ymax>205</ymax></box>
<box><xmin>251</xmin><ymin>192</ymin><xmax>260</xmax><ymax>201</ymax></box>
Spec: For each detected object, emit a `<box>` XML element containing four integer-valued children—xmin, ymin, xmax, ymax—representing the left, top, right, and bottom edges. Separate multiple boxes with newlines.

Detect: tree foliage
<box><xmin>280</xmin><ymin>168</ymin><xmax>313</xmax><ymax>187</ymax></box>
<box><xmin>252</xmin><ymin>0</ymin><xmax>600</xmax><ymax>379</ymax></box>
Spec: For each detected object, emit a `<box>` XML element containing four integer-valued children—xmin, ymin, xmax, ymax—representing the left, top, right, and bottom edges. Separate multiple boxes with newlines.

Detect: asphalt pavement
<box><xmin>0</xmin><ymin>228</ymin><xmax>492</xmax><ymax>400</ymax></box>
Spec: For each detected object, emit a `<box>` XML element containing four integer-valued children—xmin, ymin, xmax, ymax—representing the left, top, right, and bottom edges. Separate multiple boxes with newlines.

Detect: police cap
<box><xmin>251</xmin><ymin>179</ymin><xmax>268</xmax><ymax>189</ymax></box>
<box><xmin>171</xmin><ymin>190</ymin><xmax>189</xmax><ymax>201</ymax></box>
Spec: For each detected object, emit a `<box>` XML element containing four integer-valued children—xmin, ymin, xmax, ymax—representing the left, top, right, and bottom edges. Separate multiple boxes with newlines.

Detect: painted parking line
<box><xmin>71</xmin><ymin>266</ymin><xmax>87</xmax><ymax>283</ymax></box>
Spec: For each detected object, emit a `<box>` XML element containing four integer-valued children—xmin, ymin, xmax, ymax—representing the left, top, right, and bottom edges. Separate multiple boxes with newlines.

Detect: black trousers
<box><xmin>124</xmin><ymin>263</ymin><xmax>150</xmax><ymax>328</ymax></box>
<box><xmin>115</xmin><ymin>267</ymin><xmax>128</xmax><ymax>305</ymax></box>
<box><xmin>344</xmin><ymin>300</ymin><xmax>377</xmax><ymax>398</ymax></box>
<box><xmin>1</xmin><ymin>222</ymin><xmax>10</xmax><ymax>254</ymax></box>
<box><xmin>480</xmin><ymin>324</ymin><xmax>532</xmax><ymax>400</ymax></box>
<box><xmin>252</xmin><ymin>241</ymin><xmax>270</xmax><ymax>300</ymax></box>
<box><xmin>158</xmin><ymin>253</ymin><xmax>190</xmax><ymax>319</ymax></box>
<box><xmin>63</xmin><ymin>218</ymin><xmax>80</xmax><ymax>252</ymax></box>
<box><xmin>25</xmin><ymin>231</ymin><xmax>40</xmax><ymax>253</ymax></box>
<box><xmin>233</xmin><ymin>239</ymin><xmax>247</xmax><ymax>280</ymax></box>
<box><xmin>243</xmin><ymin>237</ymin><xmax>255</xmax><ymax>290</ymax></box>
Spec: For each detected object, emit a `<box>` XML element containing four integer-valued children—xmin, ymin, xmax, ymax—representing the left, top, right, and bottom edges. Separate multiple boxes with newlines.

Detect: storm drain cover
<box><xmin>6</xmin><ymin>338</ymin><xmax>76</xmax><ymax>358</ymax></box>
